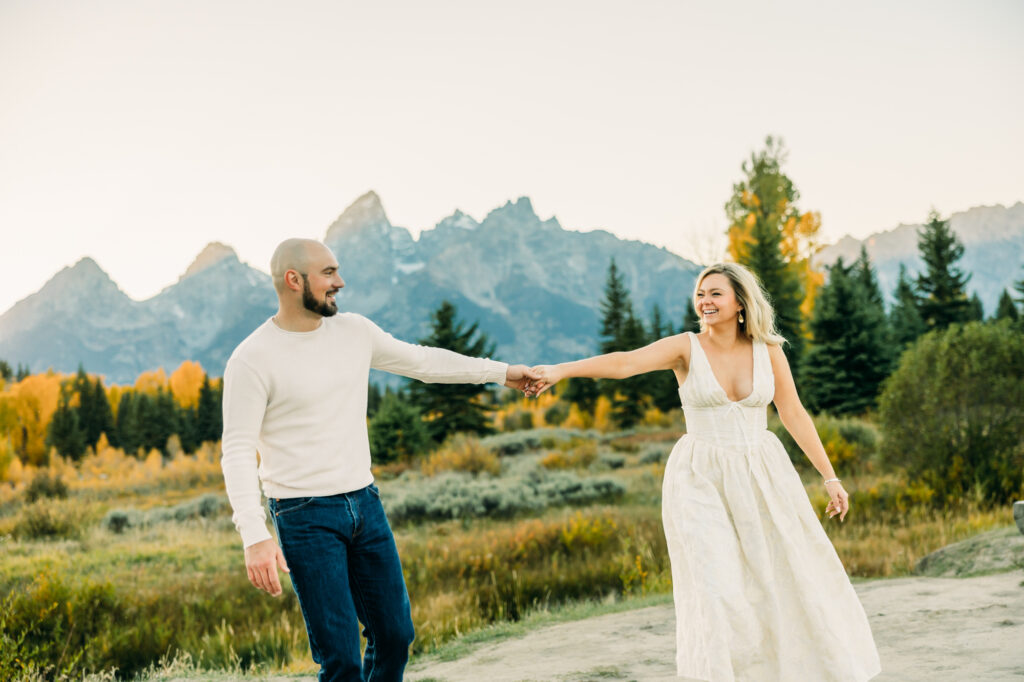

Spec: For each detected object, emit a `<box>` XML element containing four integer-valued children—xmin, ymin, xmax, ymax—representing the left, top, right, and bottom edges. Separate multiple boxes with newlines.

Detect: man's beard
<box><xmin>302</xmin><ymin>276</ymin><xmax>339</xmax><ymax>317</ymax></box>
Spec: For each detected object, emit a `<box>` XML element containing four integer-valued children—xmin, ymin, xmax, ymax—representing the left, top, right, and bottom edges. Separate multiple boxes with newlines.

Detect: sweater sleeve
<box><xmin>361</xmin><ymin>316</ymin><xmax>509</xmax><ymax>385</ymax></box>
<box><xmin>220</xmin><ymin>356</ymin><xmax>273</xmax><ymax>548</ymax></box>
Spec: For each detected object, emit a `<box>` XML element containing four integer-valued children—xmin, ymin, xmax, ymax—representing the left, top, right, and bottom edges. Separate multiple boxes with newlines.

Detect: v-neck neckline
<box><xmin>691</xmin><ymin>332</ymin><xmax>756</xmax><ymax>404</ymax></box>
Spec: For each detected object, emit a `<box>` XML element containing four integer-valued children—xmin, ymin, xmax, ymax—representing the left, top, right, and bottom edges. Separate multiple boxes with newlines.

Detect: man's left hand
<box><xmin>505</xmin><ymin>364</ymin><xmax>542</xmax><ymax>396</ymax></box>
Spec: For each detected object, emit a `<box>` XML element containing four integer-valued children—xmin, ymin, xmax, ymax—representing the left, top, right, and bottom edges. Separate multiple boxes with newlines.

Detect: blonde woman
<box><xmin>530</xmin><ymin>263</ymin><xmax>880</xmax><ymax>682</ymax></box>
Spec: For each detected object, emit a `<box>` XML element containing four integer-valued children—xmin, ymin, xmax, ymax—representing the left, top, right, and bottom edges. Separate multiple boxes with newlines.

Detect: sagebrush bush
<box><xmin>13</xmin><ymin>500</ymin><xmax>89</xmax><ymax>540</ymax></box>
<box><xmin>421</xmin><ymin>434</ymin><xmax>501</xmax><ymax>477</ymax></box>
<box><xmin>25</xmin><ymin>473</ymin><xmax>69</xmax><ymax>503</ymax></box>
<box><xmin>480</xmin><ymin>428</ymin><xmax>581</xmax><ymax>456</ymax></box>
<box><xmin>540</xmin><ymin>440</ymin><xmax>598</xmax><ymax>470</ymax></box>
<box><xmin>383</xmin><ymin>469</ymin><xmax>625</xmax><ymax>524</ymax></box>
<box><xmin>768</xmin><ymin>413</ymin><xmax>878</xmax><ymax>474</ymax></box>
<box><xmin>103</xmin><ymin>493</ymin><xmax>229</xmax><ymax>533</ymax></box>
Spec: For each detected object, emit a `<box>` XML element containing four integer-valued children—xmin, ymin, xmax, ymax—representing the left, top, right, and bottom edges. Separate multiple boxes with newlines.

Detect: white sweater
<box><xmin>221</xmin><ymin>313</ymin><xmax>509</xmax><ymax>547</ymax></box>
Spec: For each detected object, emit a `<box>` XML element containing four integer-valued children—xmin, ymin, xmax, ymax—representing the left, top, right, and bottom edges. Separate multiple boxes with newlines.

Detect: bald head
<box><xmin>270</xmin><ymin>239</ymin><xmax>334</xmax><ymax>293</ymax></box>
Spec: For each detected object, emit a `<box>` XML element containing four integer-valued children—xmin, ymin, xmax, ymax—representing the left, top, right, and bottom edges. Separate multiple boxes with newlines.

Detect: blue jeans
<box><xmin>269</xmin><ymin>484</ymin><xmax>414</xmax><ymax>682</ymax></box>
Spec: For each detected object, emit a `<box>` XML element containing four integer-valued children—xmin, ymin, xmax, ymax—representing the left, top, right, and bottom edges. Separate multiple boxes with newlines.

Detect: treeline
<box><xmin>0</xmin><ymin>362</ymin><xmax>222</xmax><ymax>465</ymax></box>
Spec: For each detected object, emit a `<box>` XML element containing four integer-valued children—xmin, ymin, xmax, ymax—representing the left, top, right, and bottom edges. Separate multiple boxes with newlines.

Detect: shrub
<box><xmin>500</xmin><ymin>410</ymin><xmax>535</xmax><ymax>432</ymax></box>
<box><xmin>543</xmin><ymin>402</ymin><xmax>570</xmax><ymax>426</ymax></box>
<box><xmin>368</xmin><ymin>392</ymin><xmax>430</xmax><ymax>463</ymax></box>
<box><xmin>768</xmin><ymin>413</ymin><xmax>877</xmax><ymax>474</ymax></box>
<box><xmin>878</xmin><ymin>321</ymin><xmax>1024</xmax><ymax>504</ymax></box>
<box><xmin>421</xmin><ymin>434</ymin><xmax>501</xmax><ymax>477</ymax></box>
<box><xmin>13</xmin><ymin>500</ymin><xmax>87</xmax><ymax>540</ymax></box>
<box><xmin>384</xmin><ymin>469</ymin><xmax>625</xmax><ymax>525</ymax></box>
<box><xmin>480</xmin><ymin>429</ymin><xmax>581</xmax><ymax>456</ymax></box>
<box><xmin>102</xmin><ymin>493</ymin><xmax>229</xmax><ymax>533</ymax></box>
<box><xmin>638</xmin><ymin>447</ymin><xmax>668</xmax><ymax>465</ymax></box>
<box><xmin>598</xmin><ymin>454</ymin><xmax>627</xmax><ymax>470</ymax></box>
<box><xmin>25</xmin><ymin>473</ymin><xmax>69</xmax><ymax>503</ymax></box>
<box><xmin>540</xmin><ymin>441</ymin><xmax>597</xmax><ymax>470</ymax></box>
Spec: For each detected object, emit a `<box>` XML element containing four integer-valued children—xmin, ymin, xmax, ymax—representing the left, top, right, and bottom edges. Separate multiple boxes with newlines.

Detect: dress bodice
<box><xmin>678</xmin><ymin>332</ymin><xmax>775</xmax><ymax>450</ymax></box>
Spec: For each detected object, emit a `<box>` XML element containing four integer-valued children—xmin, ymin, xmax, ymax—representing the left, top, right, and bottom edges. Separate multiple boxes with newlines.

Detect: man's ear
<box><xmin>284</xmin><ymin>270</ymin><xmax>304</xmax><ymax>292</ymax></box>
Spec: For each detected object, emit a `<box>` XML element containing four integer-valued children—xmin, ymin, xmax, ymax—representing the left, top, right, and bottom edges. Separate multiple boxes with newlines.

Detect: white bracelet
<box><xmin>823</xmin><ymin>477</ymin><xmax>841</xmax><ymax>485</ymax></box>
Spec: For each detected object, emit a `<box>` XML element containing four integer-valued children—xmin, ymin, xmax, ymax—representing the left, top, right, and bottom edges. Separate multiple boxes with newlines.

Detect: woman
<box><xmin>530</xmin><ymin>263</ymin><xmax>881</xmax><ymax>682</ymax></box>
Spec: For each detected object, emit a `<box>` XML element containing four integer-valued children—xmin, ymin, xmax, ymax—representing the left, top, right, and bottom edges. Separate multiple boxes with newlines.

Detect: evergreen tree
<box><xmin>968</xmin><ymin>292</ymin><xmax>984</xmax><ymax>322</ymax></box>
<box><xmin>561</xmin><ymin>378</ymin><xmax>600</xmax><ymax>412</ymax></box>
<box><xmin>889</xmin><ymin>264</ymin><xmax>926</xmax><ymax>350</ymax></box>
<box><xmin>682</xmin><ymin>297</ymin><xmax>701</xmax><ymax>333</ymax></box>
<box><xmin>915</xmin><ymin>210</ymin><xmax>971</xmax><ymax>330</ymax></box>
<box><xmin>801</xmin><ymin>258</ymin><xmax>893</xmax><ymax>415</ymax></box>
<box><xmin>178</xmin><ymin>405</ymin><xmax>200</xmax><ymax>454</ymax></box>
<box><xmin>995</xmin><ymin>289</ymin><xmax>1019</xmax><ymax>322</ymax></box>
<box><xmin>724</xmin><ymin>137</ymin><xmax>807</xmax><ymax>373</ymax></box>
<box><xmin>612</xmin><ymin>311</ymin><xmax>650</xmax><ymax>427</ymax></box>
<box><xmin>90</xmin><ymin>379</ymin><xmax>115</xmax><ymax>448</ymax></box>
<box><xmin>368</xmin><ymin>391</ymin><xmax>430</xmax><ymax>463</ymax></box>
<box><xmin>599</xmin><ymin>259</ymin><xmax>633</xmax><ymax>353</ymax></box>
<box><xmin>409</xmin><ymin>301</ymin><xmax>497</xmax><ymax>443</ymax></box>
<box><xmin>367</xmin><ymin>382</ymin><xmax>383</xmax><ymax>418</ymax></box>
<box><xmin>15</xmin><ymin>363</ymin><xmax>30</xmax><ymax>381</ymax></box>
<box><xmin>150</xmin><ymin>389</ymin><xmax>180</xmax><ymax>455</ymax></box>
<box><xmin>853</xmin><ymin>246</ymin><xmax>884</xmax><ymax>307</ymax></box>
<box><xmin>196</xmin><ymin>376</ymin><xmax>222</xmax><ymax>444</ymax></box>
<box><xmin>1015</xmin><ymin>265</ymin><xmax>1024</xmax><ymax>308</ymax></box>
<box><xmin>47</xmin><ymin>390</ymin><xmax>87</xmax><ymax>460</ymax></box>
<box><xmin>648</xmin><ymin>305</ymin><xmax>682</xmax><ymax>413</ymax></box>
<box><xmin>116</xmin><ymin>392</ymin><xmax>141</xmax><ymax>455</ymax></box>
<box><xmin>0</xmin><ymin>360</ymin><xmax>11</xmax><ymax>381</ymax></box>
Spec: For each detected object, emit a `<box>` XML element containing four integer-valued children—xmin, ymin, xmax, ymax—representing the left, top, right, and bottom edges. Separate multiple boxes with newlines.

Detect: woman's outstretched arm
<box><xmin>532</xmin><ymin>334</ymin><xmax>689</xmax><ymax>393</ymax></box>
<box><xmin>768</xmin><ymin>344</ymin><xmax>850</xmax><ymax>521</ymax></box>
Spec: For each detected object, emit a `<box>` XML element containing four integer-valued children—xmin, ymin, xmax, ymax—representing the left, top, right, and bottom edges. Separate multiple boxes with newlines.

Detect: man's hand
<box><xmin>529</xmin><ymin>364</ymin><xmax>564</xmax><ymax>396</ymax></box>
<box><xmin>505</xmin><ymin>364</ymin><xmax>542</xmax><ymax>396</ymax></box>
<box><xmin>244</xmin><ymin>538</ymin><xmax>290</xmax><ymax>596</ymax></box>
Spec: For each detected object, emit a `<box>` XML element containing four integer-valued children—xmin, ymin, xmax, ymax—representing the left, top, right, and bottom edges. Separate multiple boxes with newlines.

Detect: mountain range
<box><xmin>815</xmin><ymin>202</ymin><xmax>1024</xmax><ymax>312</ymax></box>
<box><xmin>0</xmin><ymin>193</ymin><xmax>701</xmax><ymax>384</ymax></box>
<box><xmin>2</xmin><ymin>195</ymin><xmax>1021</xmax><ymax>385</ymax></box>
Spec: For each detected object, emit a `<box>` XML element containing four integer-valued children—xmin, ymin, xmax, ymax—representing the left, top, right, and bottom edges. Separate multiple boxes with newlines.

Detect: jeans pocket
<box><xmin>272</xmin><ymin>496</ymin><xmax>316</xmax><ymax>517</ymax></box>
<box><xmin>366</xmin><ymin>483</ymin><xmax>381</xmax><ymax>499</ymax></box>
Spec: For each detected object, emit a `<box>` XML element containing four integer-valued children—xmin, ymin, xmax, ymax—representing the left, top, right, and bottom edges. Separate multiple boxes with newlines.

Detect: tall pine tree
<box><xmin>915</xmin><ymin>210</ymin><xmax>971</xmax><ymax>331</ymax></box>
<box><xmin>889</xmin><ymin>264</ymin><xmax>926</xmax><ymax>350</ymax></box>
<box><xmin>682</xmin><ymin>297</ymin><xmax>701</xmax><ymax>333</ymax></box>
<box><xmin>196</xmin><ymin>376</ymin><xmax>222</xmax><ymax>445</ymax></box>
<box><xmin>409</xmin><ymin>301</ymin><xmax>497</xmax><ymax>443</ymax></box>
<box><xmin>47</xmin><ymin>388</ymin><xmax>87</xmax><ymax>460</ymax></box>
<box><xmin>724</xmin><ymin>137</ymin><xmax>811</xmax><ymax>374</ymax></box>
<box><xmin>802</xmin><ymin>258</ymin><xmax>893</xmax><ymax>415</ymax></box>
<box><xmin>995</xmin><ymin>289</ymin><xmax>1019</xmax><ymax>322</ymax></box>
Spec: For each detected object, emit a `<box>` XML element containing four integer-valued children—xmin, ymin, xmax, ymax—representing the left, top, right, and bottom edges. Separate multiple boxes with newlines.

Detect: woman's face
<box><xmin>695</xmin><ymin>273</ymin><xmax>743</xmax><ymax>329</ymax></box>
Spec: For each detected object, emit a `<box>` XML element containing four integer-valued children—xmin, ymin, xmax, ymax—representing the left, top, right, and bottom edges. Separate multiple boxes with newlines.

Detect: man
<box><xmin>221</xmin><ymin>238</ymin><xmax>539</xmax><ymax>681</ymax></box>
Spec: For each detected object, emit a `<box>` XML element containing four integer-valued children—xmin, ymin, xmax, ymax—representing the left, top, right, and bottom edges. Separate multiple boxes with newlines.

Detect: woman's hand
<box><xmin>824</xmin><ymin>480</ymin><xmax>850</xmax><ymax>521</ymax></box>
<box><xmin>530</xmin><ymin>364</ymin><xmax>565</xmax><ymax>395</ymax></box>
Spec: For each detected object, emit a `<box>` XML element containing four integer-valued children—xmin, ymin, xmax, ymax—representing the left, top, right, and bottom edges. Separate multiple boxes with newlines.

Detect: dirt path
<box><xmin>405</xmin><ymin>571</ymin><xmax>1024</xmax><ymax>682</ymax></box>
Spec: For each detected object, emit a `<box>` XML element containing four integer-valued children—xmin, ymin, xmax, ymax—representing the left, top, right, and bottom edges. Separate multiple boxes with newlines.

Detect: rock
<box><xmin>1014</xmin><ymin>501</ymin><xmax>1024</xmax><ymax>535</ymax></box>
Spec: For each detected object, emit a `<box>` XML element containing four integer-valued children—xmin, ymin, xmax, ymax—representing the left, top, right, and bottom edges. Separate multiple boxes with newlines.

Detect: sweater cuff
<box><xmin>486</xmin><ymin>360</ymin><xmax>509</xmax><ymax>386</ymax></box>
<box><xmin>240</xmin><ymin>523</ymin><xmax>274</xmax><ymax>549</ymax></box>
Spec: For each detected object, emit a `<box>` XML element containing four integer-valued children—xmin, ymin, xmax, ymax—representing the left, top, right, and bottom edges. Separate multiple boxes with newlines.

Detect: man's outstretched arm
<box><xmin>363</xmin><ymin>316</ymin><xmax>539</xmax><ymax>392</ymax></box>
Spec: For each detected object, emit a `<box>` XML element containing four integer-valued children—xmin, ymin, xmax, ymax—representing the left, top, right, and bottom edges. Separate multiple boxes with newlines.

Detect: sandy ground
<box><xmin>405</xmin><ymin>571</ymin><xmax>1024</xmax><ymax>682</ymax></box>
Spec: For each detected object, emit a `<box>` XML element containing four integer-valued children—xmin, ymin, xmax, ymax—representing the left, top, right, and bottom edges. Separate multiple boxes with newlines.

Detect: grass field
<box><xmin>0</xmin><ymin>424</ymin><xmax>1015</xmax><ymax>681</ymax></box>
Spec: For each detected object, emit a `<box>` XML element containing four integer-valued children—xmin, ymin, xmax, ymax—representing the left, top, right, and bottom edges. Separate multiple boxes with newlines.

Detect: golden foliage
<box><xmin>134</xmin><ymin>368</ymin><xmax>168</xmax><ymax>395</ymax></box>
<box><xmin>169</xmin><ymin>361</ymin><xmax>206</xmax><ymax>409</ymax></box>
<box><xmin>562</xmin><ymin>403</ymin><xmax>593</xmax><ymax>430</ymax></box>
<box><xmin>421</xmin><ymin>434</ymin><xmax>501</xmax><ymax>477</ymax></box>
<box><xmin>4</xmin><ymin>373</ymin><xmax>63</xmax><ymax>465</ymax></box>
<box><xmin>593</xmin><ymin>396</ymin><xmax>614</xmax><ymax>432</ymax></box>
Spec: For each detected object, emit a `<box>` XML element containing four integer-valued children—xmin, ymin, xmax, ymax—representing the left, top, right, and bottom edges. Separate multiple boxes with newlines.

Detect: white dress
<box><xmin>662</xmin><ymin>332</ymin><xmax>881</xmax><ymax>681</ymax></box>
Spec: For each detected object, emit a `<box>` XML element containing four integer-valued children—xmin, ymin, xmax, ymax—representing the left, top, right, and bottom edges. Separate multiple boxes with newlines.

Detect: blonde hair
<box><xmin>693</xmin><ymin>262</ymin><xmax>787</xmax><ymax>345</ymax></box>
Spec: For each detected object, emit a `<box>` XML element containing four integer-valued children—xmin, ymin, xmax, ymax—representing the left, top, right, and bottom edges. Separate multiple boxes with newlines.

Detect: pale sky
<box><xmin>1</xmin><ymin>0</ymin><xmax>1022</xmax><ymax>315</ymax></box>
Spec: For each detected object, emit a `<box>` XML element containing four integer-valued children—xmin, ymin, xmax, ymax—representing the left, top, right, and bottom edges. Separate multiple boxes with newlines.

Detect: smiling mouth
<box><xmin>702</xmin><ymin>308</ymin><xmax>719</xmax><ymax>315</ymax></box>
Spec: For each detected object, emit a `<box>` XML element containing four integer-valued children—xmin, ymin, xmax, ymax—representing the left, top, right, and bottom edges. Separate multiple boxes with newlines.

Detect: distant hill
<box><xmin>0</xmin><ymin>193</ymin><xmax>701</xmax><ymax>383</ymax></box>
<box><xmin>815</xmin><ymin>203</ymin><xmax>1024</xmax><ymax>313</ymax></box>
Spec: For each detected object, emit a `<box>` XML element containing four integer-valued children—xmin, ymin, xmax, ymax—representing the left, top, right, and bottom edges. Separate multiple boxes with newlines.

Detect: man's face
<box><xmin>299</xmin><ymin>249</ymin><xmax>345</xmax><ymax>317</ymax></box>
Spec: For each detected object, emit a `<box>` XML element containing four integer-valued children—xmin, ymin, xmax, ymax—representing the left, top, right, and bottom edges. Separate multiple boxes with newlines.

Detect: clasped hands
<box><xmin>504</xmin><ymin>364</ymin><xmax>561</xmax><ymax>397</ymax></box>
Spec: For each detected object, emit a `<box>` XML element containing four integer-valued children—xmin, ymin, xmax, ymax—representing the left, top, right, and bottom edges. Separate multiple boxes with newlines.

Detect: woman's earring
<box><xmin>738</xmin><ymin>311</ymin><xmax>745</xmax><ymax>324</ymax></box>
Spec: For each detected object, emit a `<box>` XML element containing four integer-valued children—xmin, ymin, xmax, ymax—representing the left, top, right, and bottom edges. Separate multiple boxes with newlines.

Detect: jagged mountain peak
<box><xmin>436</xmin><ymin>209</ymin><xmax>480</xmax><ymax>231</ymax></box>
<box><xmin>181</xmin><ymin>242</ymin><xmax>239</xmax><ymax>280</ymax></box>
<box><xmin>47</xmin><ymin>257</ymin><xmax>119</xmax><ymax>291</ymax></box>
<box><xmin>484</xmin><ymin>196</ymin><xmax>539</xmax><ymax>224</ymax></box>
<box><xmin>325</xmin><ymin>190</ymin><xmax>391</xmax><ymax>242</ymax></box>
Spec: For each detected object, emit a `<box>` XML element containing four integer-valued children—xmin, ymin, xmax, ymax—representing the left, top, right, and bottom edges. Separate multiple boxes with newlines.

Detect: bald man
<box><xmin>221</xmin><ymin>239</ymin><xmax>539</xmax><ymax>682</ymax></box>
